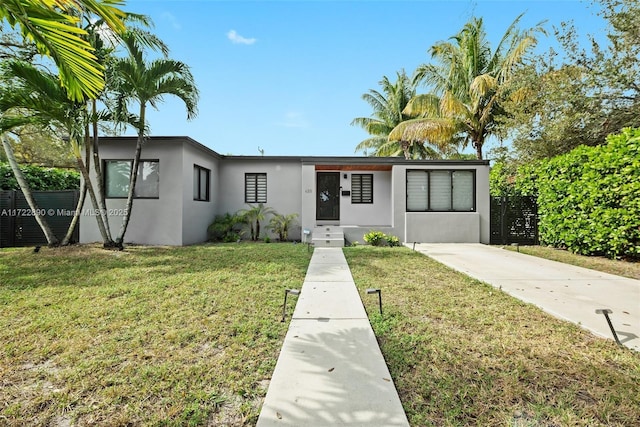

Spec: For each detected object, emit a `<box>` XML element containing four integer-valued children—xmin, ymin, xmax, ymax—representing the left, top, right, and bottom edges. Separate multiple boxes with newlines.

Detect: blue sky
<box><xmin>124</xmin><ymin>0</ymin><xmax>607</xmax><ymax>156</ymax></box>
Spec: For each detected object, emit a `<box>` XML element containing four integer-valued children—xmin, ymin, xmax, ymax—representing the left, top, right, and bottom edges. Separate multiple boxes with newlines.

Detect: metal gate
<box><xmin>490</xmin><ymin>196</ymin><xmax>538</xmax><ymax>245</ymax></box>
<box><xmin>0</xmin><ymin>190</ymin><xmax>80</xmax><ymax>247</ymax></box>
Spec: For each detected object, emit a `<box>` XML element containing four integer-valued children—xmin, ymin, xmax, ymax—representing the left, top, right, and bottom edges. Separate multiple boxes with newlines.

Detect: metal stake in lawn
<box><xmin>281</xmin><ymin>289</ymin><xmax>300</xmax><ymax>322</ymax></box>
<box><xmin>366</xmin><ymin>288</ymin><xmax>382</xmax><ymax>315</ymax></box>
<box><xmin>595</xmin><ymin>309</ymin><xmax>623</xmax><ymax>347</ymax></box>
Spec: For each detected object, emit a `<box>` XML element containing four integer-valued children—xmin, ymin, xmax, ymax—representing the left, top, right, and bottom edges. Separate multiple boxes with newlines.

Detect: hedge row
<box><xmin>516</xmin><ymin>128</ymin><xmax>640</xmax><ymax>259</ymax></box>
<box><xmin>0</xmin><ymin>162</ymin><xmax>80</xmax><ymax>191</ymax></box>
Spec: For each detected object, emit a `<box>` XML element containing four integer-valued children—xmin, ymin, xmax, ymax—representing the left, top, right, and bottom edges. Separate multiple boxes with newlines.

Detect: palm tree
<box><xmin>0</xmin><ymin>0</ymin><xmax>126</xmax><ymax>101</ymax></box>
<box><xmin>351</xmin><ymin>70</ymin><xmax>417</xmax><ymax>157</ymax></box>
<box><xmin>240</xmin><ymin>203</ymin><xmax>276</xmax><ymax>241</ymax></box>
<box><xmin>0</xmin><ymin>60</ymin><xmax>113</xmax><ymax>246</ymax></box>
<box><xmin>392</xmin><ymin>14</ymin><xmax>545</xmax><ymax>160</ymax></box>
<box><xmin>111</xmin><ymin>31</ymin><xmax>199</xmax><ymax>248</ymax></box>
<box><xmin>268</xmin><ymin>213</ymin><xmax>298</xmax><ymax>242</ymax></box>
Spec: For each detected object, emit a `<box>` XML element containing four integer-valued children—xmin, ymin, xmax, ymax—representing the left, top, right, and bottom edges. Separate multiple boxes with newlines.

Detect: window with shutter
<box><xmin>406</xmin><ymin>169</ymin><xmax>475</xmax><ymax>212</ymax></box>
<box><xmin>245</xmin><ymin>173</ymin><xmax>267</xmax><ymax>203</ymax></box>
<box><xmin>351</xmin><ymin>174</ymin><xmax>373</xmax><ymax>204</ymax></box>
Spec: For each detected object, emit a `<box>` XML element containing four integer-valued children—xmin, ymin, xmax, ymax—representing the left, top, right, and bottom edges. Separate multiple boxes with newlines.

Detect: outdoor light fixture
<box><xmin>412</xmin><ymin>242</ymin><xmax>421</xmax><ymax>251</ymax></box>
<box><xmin>595</xmin><ymin>308</ymin><xmax>623</xmax><ymax>347</ymax></box>
<box><xmin>281</xmin><ymin>289</ymin><xmax>301</xmax><ymax>322</ymax></box>
<box><xmin>366</xmin><ymin>288</ymin><xmax>382</xmax><ymax>315</ymax></box>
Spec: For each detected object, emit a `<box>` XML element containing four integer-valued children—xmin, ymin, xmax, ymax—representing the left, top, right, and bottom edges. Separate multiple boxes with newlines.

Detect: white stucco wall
<box><xmin>80</xmin><ymin>138</ymin><xmax>186</xmax><ymax>245</ymax></box>
<box><xmin>391</xmin><ymin>163</ymin><xmax>490</xmax><ymax>244</ymax></box>
<box><xmin>181</xmin><ymin>143</ymin><xmax>220</xmax><ymax>245</ymax></box>
<box><xmin>217</xmin><ymin>158</ymin><xmax>303</xmax><ymax>240</ymax></box>
<box><xmin>339</xmin><ymin>170</ymin><xmax>392</xmax><ymax>226</ymax></box>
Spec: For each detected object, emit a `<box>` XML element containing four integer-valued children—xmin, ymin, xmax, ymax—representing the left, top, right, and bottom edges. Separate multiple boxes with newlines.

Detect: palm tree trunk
<box><xmin>75</xmin><ymin>153</ymin><xmax>112</xmax><ymax>245</ymax></box>
<box><xmin>115</xmin><ymin>103</ymin><xmax>146</xmax><ymax>249</ymax></box>
<box><xmin>91</xmin><ymin>99</ymin><xmax>112</xmax><ymax>239</ymax></box>
<box><xmin>473</xmin><ymin>139</ymin><xmax>483</xmax><ymax>160</ymax></box>
<box><xmin>61</xmin><ymin>181</ymin><xmax>86</xmax><ymax>245</ymax></box>
<box><xmin>1</xmin><ymin>133</ymin><xmax>59</xmax><ymax>246</ymax></box>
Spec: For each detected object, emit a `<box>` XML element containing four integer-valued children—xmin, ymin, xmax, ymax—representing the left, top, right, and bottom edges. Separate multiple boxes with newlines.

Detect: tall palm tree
<box><xmin>111</xmin><ymin>31</ymin><xmax>199</xmax><ymax>248</ymax></box>
<box><xmin>0</xmin><ymin>60</ymin><xmax>114</xmax><ymax>245</ymax></box>
<box><xmin>391</xmin><ymin>14</ymin><xmax>545</xmax><ymax>160</ymax></box>
<box><xmin>351</xmin><ymin>70</ymin><xmax>417</xmax><ymax>157</ymax></box>
<box><xmin>0</xmin><ymin>0</ymin><xmax>126</xmax><ymax>101</ymax></box>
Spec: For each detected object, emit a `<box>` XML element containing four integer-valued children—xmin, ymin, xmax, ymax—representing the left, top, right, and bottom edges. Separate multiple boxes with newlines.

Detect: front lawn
<box><xmin>2</xmin><ymin>244</ymin><xmax>638</xmax><ymax>426</ymax></box>
<box><xmin>0</xmin><ymin>243</ymin><xmax>311</xmax><ymax>426</ymax></box>
<box><xmin>345</xmin><ymin>246</ymin><xmax>640</xmax><ymax>427</ymax></box>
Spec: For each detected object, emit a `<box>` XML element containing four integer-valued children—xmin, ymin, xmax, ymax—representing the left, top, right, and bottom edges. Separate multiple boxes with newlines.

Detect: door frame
<box><xmin>316</xmin><ymin>172</ymin><xmax>340</xmax><ymax>221</ymax></box>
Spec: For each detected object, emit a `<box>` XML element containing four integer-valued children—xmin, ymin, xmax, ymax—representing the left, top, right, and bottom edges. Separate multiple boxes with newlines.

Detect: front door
<box><xmin>316</xmin><ymin>172</ymin><xmax>340</xmax><ymax>221</ymax></box>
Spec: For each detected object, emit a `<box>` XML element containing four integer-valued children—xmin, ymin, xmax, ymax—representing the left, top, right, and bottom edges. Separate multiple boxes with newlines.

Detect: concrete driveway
<box><xmin>410</xmin><ymin>243</ymin><xmax>640</xmax><ymax>351</ymax></box>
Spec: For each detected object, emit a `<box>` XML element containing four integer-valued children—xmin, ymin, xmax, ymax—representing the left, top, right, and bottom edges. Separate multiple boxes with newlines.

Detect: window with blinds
<box><xmin>406</xmin><ymin>170</ymin><xmax>475</xmax><ymax>212</ymax></box>
<box><xmin>351</xmin><ymin>174</ymin><xmax>373</xmax><ymax>204</ymax></box>
<box><xmin>245</xmin><ymin>173</ymin><xmax>267</xmax><ymax>203</ymax></box>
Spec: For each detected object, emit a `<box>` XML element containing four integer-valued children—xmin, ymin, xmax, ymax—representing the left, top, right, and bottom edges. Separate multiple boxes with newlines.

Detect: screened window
<box><xmin>105</xmin><ymin>160</ymin><xmax>159</xmax><ymax>198</ymax></box>
<box><xmin>193</xmin><ymin>165</ymin><xmax>210</xmax><ymax>201</ymax></box>
<box><xmin>406</xmin><ymin>170</ymin><xmax>475</xmax><ymax>212</ymax></box>
<box><xmin>351</xmin><ymin>174</ymin><xmax>373</xmax><ymax>204</ymax></box>
<box><xmin>245</xmin><ymin>173</ymin><xmax>267</xmax><ymax>203</ymax></box>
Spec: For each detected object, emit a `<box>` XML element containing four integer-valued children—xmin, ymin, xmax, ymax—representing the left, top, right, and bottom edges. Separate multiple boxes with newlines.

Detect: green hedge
<box><xmin>0</xmin><ymin>162</ymin><xmax>80</xmax><ymax>191</ymax></box>
<box><xmin>516</xmin><ymin>128</ymin><xmax>640</xmax><ymax>259</ymax></box>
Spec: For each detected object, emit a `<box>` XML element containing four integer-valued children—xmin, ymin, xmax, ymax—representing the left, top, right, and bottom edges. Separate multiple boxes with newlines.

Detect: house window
<box><xmin>245</xmin><ymin>173</ymin><xmax>267</xmax><ymax>203</ymax></box>
<box><xmin>406</xmin><ymin>169</ymin><xmax>475</xmax><ymax>212</ymax></box>
<box><xmin>351</xmin><ymin>174</ymin><xmax>373</xmax><ymax>204</ymax></box>
<box><xmin>105</xmin><ymin>160</ymin><xmax>159</xmax><ymax>198</ymax></box>
<box><xmin>193</xmin><ymin>165</ymin><xmax>210</xmax><ymax>201</ymax></box>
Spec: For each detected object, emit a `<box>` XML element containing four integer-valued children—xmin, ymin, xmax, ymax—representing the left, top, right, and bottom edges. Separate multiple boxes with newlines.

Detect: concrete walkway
<box><xmin>410</xmin><ymin>243</ymin><xmax>640</xmax><ymax>351</ymax></box>
<box><xmin>257</xmin><ymin>248</ymin><xmax>409</xmax><ymax>426</ymax></box>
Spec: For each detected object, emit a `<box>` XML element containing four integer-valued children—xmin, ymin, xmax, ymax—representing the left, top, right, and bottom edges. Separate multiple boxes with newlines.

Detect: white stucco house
<box><xmin>80</xmin><ymin>136</ymin><xmax>490</xmax><ymax>246</ymax></box>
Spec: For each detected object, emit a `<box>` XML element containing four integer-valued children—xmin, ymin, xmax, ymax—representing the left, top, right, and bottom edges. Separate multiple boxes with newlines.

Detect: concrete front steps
<box><xmin>311</xmin><ymin>225</ymin><xmax>344</xmax><ymax>247</ymax></box>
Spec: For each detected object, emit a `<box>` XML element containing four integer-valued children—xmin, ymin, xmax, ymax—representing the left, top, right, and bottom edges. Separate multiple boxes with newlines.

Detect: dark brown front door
<box><xmin>316</xmin><ymin>172</ymin><xmax>340</xmax><ymax>221</ymax></box>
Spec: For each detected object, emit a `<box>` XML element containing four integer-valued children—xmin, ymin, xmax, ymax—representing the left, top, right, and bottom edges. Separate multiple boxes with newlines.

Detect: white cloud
<box><xmin>227</xmin><ymin>29</ymin><xmax>257</xmax><ymax>45</ymax></box>
<box><xmin>277</xmin><ymin>111</ymin><xmax>310</xmax><ymax>129</ymax></box>
<box><xmin>161</xmin><ymin>12</ymin><xmax>182</xmax><ymax>30</ymax></box>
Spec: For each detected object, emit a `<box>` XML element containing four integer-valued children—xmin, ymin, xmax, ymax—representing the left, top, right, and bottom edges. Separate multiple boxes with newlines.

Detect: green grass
<box><xmin>501</xmin><ymin>245</ymin><xmax>640</xmax><ymax>280</ymax></box>
<box><xmin>0</xmin><ymin>243</ymin><xmax>311</xmax><ymax>426</ymax></box>
<box><xmin>344</xmin><ymin>246</ymin><xmax>640</xmax><ymax>427</ymax></box>
<box><xmin>2</xmin><ymin>243</ymin><xmax>639</xmax><ymax>426</ymax></box>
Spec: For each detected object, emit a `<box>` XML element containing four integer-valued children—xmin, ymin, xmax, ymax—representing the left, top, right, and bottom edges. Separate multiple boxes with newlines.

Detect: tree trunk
<box><xmin>91</xmin><ymin>99</ymin><xmax>112</xmax><ymax>239</ymax></box>
<box><xmin>473</xmin><ymin>138</ymin><xmax>483</xmax><ymax>160</ymax></box>
<box><xmin>1</xmin><ymin>133</ymin><xmax>59</xmax><ymax>246</ymax></box>
<box><xmin>61</xmin><ymin>181</ymin><xmax>86</xmax><ymax>246</ymax></box>
<box><xmin>115</xmin><ymin>103</ymin><xmax>146</xmax><ymax>249</ymax></box>
<box><xmin>401</xmin><ymin>140</ymin><xmax>411</xmax><ymax>159</ymax></box>
<box><xmin>75</xmin><ymin>153</ymin><xmax>113</xmax><ymax>245</ymax></box>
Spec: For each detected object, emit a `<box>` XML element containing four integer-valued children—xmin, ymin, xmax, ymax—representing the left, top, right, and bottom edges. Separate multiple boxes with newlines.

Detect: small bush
<box><xmin>386</xmin><ymin>235</ymin><xmax>400</xmax><ymax>247</ymax></box>
<box><xmin>363</xmin><ymin>231</ymin><xmax>401</xmax><ymax>247</ymax></box>
<box><xmin>207</xmin><ymin>213</ymin><xmax>243</xmax><ymax>242</ymax></box>
<box><xmin>363</xmin><ymin>231</ymin><xmax>386</xmax><ymax>246</ymax></box>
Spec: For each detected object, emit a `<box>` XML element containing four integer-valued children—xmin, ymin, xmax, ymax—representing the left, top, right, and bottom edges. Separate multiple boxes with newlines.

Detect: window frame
<box><xmin>245</xmin><ymin>172</ymin><xmax>267</xmax><ymax>203</ymax></box>
<box><xmin>104</xmin><ymin>159</ymin><xmax>160</xmax><ymax>199</ymax></box>
<box><xmin>351</xmin><ymin>173</ymin><xmax>373</xmax><ymax>204</ymax></box>
<box><xmin>406</xmin><ymin>169</ymin><xmax>476</xmax><ymax>212</ymax></box>
<box><xmin>193</xmin><ymin>164</ymin><xmax>211</xmax><ymax>202</ymax></box>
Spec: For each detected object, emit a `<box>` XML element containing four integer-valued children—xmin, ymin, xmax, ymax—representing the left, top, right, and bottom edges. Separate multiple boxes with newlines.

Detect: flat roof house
<box><xmin>80</xmin><ymin>136</ymin><xmax>490</xmax><ymax>247</ymax></box>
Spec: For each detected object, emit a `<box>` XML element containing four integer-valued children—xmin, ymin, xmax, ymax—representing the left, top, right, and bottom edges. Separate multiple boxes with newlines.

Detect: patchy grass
<box><xmin>345</xmin><ymin>246</ymin><xmax>640</xmax><ymax>427</ymax></box>
<box><xmin>0</xmin><ymin>243</ymin><xmax>311</xmax><ymax>426</ymax></box>
<box><xmin>501</xmin><ymin>245</ymin><xmax>640</xmax><ymax>280</ymax></box>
